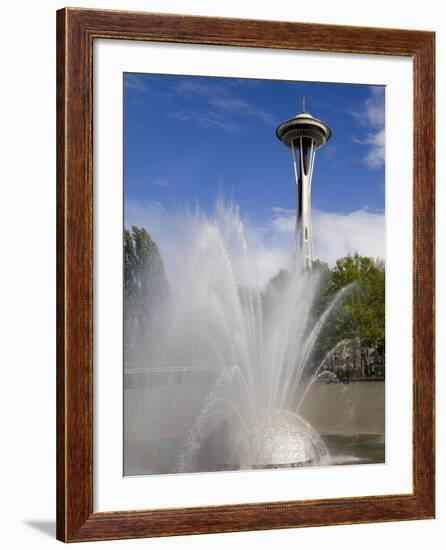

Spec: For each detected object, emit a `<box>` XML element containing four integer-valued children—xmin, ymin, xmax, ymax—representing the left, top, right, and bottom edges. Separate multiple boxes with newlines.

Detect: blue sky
<box><xmin>123</xmin><ymin>73</ymin><xmax>385</xmax><ymax>271</ymax></box>
<box><xmin>124</xmin><ymin>73</ymin><xmax>384</xmax><ymax>217</ymax></box>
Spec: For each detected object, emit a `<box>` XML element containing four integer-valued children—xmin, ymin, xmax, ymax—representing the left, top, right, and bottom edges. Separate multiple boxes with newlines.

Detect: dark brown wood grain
<box><xmin>56</xmin><ymin>7</ymin><xmax>435</xmax><ymax>543</ymax></box>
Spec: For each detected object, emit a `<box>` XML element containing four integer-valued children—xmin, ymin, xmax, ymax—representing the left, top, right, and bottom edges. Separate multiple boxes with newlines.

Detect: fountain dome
<box><xmin>203</xmin><ymin>409</ymin><xmax>330</xmax><ymax>471</ymax></box>
<box><xmin>238</xmin><ymin>410</ymin><xmax>329</xmax><ymax>468</ymax></box>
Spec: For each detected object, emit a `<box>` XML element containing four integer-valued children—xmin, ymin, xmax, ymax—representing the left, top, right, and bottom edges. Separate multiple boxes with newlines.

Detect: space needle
<box><xmin>276</xmin><ymin>99</ymin><xmax>331</xmax><ymax>271</ymax></box>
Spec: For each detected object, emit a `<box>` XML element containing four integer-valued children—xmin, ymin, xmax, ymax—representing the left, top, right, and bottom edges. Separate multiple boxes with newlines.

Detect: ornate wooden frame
<box><xmin>56</xmin><ymin>7</ymin><xmax>435</xmax><ymax>542</ymax></box>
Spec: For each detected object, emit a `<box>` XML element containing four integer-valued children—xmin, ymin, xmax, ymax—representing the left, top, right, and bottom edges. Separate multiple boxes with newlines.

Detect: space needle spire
<box><xmin>276</xmin><ymin>98</ymin><xmax>331</xmax><ymax>271</ymax></box>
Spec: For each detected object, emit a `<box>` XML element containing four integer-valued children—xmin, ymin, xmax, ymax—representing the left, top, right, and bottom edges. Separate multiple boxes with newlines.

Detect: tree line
<box><xmin>124</xmin><ymin>226</ymin><xmax>385</xmax><ymax>379</ymax></box>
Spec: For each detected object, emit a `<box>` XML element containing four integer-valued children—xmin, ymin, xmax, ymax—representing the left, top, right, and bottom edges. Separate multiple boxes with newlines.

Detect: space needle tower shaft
<box><xmin>276</xmin><ymin>99</ymin><xmax>331</xmax><ymax>271</ymax></box>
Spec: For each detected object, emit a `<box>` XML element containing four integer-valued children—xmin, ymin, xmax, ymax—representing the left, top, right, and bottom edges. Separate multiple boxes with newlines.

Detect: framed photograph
<box><xmin>56</xmin><ymin>8</ymin><xmax>435</xmax><ymax>542</ymax></box>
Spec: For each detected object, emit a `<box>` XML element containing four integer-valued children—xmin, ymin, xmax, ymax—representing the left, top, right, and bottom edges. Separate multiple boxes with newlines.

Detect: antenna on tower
<box><xmin>302</xmin><ymin>96</ymin><xmax>306</xmax><ymax>112</ymax></box>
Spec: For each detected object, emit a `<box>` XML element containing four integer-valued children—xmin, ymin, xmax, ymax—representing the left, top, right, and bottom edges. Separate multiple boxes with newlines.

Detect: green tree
<box><xmin>264</xmin><ymin>253</ymin><xmax>385</xmax><ymax>380</ymax></box>
<box><xmin>314</xmin><ymin>253</ymin><xmax>385</xmax><ymax>378</ymax></box>
<box><xmin>124</xmin><ymin>226</ymin><xmax>169</xmax><ymax>362</ymax></box>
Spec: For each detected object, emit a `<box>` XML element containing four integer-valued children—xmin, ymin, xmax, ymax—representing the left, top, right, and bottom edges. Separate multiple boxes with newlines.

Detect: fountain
<box><xmin>133</xmin><ymin>198</ymin><xmax>349</xmax><ymax>474</ymax></box>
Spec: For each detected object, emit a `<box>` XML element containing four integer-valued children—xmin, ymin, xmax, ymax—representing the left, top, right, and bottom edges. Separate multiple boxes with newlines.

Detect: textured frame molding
<box><xmin>56</xmin><ymin>7</ymin><xmax>435</xmax><ymax>542</ymax></box>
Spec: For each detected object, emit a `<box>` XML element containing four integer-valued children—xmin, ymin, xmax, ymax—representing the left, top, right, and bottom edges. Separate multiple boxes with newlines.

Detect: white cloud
<box><xmin>125</xmin><ymin>199</ymin><xmax>385</xmax><ymax>291</ymax></box>
<box><xmin>362</xmin><ymin>129</ymin><xmax>385</xmax><ymax>169</ymax></box>
<box><xmin>362</xmin><ymin>87</ymin><xmax>385</xmax><ymax>128</ymax></box>
<box><xmin>207</xmin><ymin>96</ymin><xmax>274</xmax><ymax>125</ymax></box>
<box><xmin>152</xmin><ymin>177</ymin><xmax>169</xmax><ymax>187</ymax></box>
<box><xmin>350</xmin><ymin>87</ymin><xmax>385</xmax><ymax>128</ymax></box>
<box><xmin>166</xmin><ymin>77</ymin><xmax>275</xmax><ymax>133</ymax></box>
<box><xmin>166</xmin><ymin>110</ymin><xmax>245</xmax><ymax>134</ymax></box>
<box><xmin>312</xmin><ymin>209</ymin><xmax>385</xmax><ymax>265</ymax></box>
<box><xmin>269</xmin><ymin>206</ymin><xmax>385</xmax><ymax>266</ymax></box>
<box><xmin>350</xmin><ymin>87</ymin><xmax>385</xmax><ymax>170</ymax></box>
<box><xmin>125</xmin><ymin>200</ymin><xmax>166</xmax><ymax>233</ymax></box>
<box><xmin>354</xmin><ymin>127</ymin><xmax>385</xmax><ymax>169</ymax></box>
<box><xmin>270</xmin><ymin>207</ymin><xmax>296</xmax><ymax>234</ymax></box>
<box><xmin>125</xmin><ymin>74</ymin><xmax>151</xmax><ymax>93</ymax></box>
